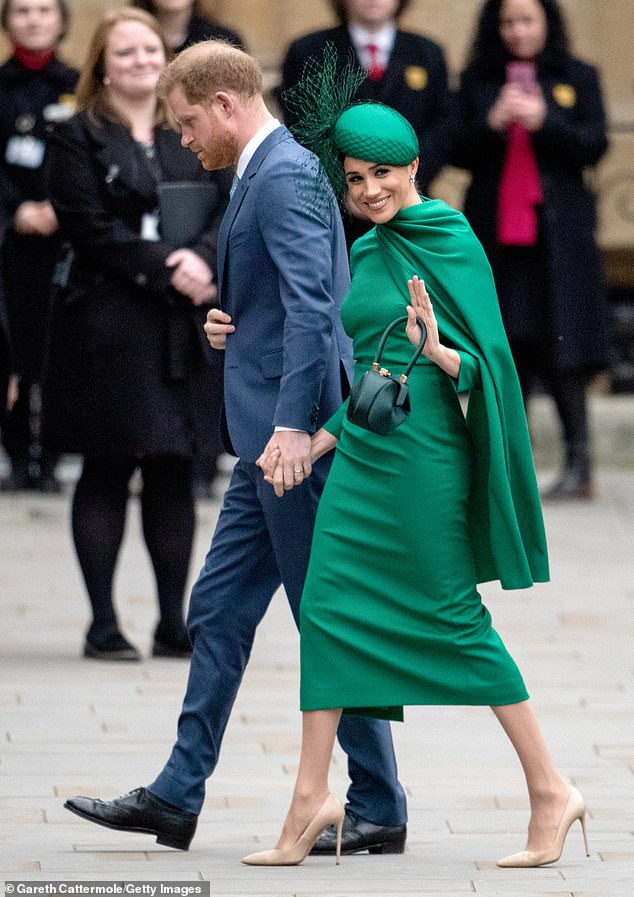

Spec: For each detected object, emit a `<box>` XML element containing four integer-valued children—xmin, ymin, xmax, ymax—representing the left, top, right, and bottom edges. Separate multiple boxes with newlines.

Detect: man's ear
<box><xmin>212</xmin><ymin>91</ymin><xmax>235</xmax><ymax>117</ymax></box>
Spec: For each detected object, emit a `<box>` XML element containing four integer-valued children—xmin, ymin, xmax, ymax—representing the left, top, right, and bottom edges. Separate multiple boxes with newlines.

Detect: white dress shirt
<box><xmin>348</xmin><ymin>23</ymin><xmax>397</xmax><ymax>74</ymax></box>
<box><xmin>236</xmin><ymin>117</ymin><xmax>281</xmax><ymax>179</ymax></box>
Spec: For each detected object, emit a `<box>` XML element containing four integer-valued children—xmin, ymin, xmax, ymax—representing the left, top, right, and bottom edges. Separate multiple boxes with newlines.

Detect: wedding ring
<box><xmin>294</xmin><ymin>467</ymin><xmax>303</xmax><ymax>473</ymax></box>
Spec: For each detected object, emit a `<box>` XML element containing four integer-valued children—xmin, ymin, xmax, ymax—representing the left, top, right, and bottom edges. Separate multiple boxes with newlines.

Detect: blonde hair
<box><xmin>75</xmin><ymin>7</ymin><xmax>172</xmax><ymax>127</ymax></box>
<box><xmin>157</xmin><ymin>39</ymin><xmax>262</xmax><ymax>106</ymax></box>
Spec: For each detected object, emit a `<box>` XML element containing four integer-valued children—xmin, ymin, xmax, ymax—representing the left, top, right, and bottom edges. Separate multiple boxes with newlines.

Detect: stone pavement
<box><xmin>1</xmin><ymin>458</ymin><xmax>633</xmax><ymax>896</ymax></box>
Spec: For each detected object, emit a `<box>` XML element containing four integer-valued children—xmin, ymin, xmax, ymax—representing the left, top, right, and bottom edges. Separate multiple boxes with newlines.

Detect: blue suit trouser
<box><xmin>148</xmin><ymin>458</ymin><xmax>407</xmax><ymax>824</ymax></box>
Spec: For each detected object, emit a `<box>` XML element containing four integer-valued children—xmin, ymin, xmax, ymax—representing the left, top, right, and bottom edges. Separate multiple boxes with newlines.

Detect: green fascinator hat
<box><xmin>334</xmin><ymin>103</ymin><xmax>419</xmax><ymax>167</ymax></box>
<box><xmin>283</xmin><ymin>44</ymin><xmax>420</xmax><ymax>202</ymax></box>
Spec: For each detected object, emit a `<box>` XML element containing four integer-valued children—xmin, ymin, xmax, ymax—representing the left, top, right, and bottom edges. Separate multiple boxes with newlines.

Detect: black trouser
<box><xmin>511</xmin><ymin>339</ymin><xmax>591</xmax><ymax>473</ymax></box>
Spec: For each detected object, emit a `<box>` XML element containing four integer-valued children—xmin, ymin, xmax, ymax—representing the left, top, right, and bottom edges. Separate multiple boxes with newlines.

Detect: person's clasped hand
<box><xmin>488</xmin><ymin>82</ymin><xmax>546</xmax><ymax>133</ymax></box>
<box><xmin>256</xmin><ymin>431</ymin><xmax>312</xmax><ymax>497</ymax></box>
<box><xmin>13</xmin><ymin>200</ymin><xmax>59</xmax><ymax>237</ymax></box>
<box><xmin>167</xmin><ymin>248</ymin><xmax>217</xmax><ymax>305</ymax></box>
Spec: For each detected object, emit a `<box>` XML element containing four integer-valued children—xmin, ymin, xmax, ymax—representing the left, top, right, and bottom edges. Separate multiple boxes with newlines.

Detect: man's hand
<box><xmin>167</xmin><ymin>248</ymin><xmax>216</xmax><ymax>305</ymax></box>
<box><xmin>204</xmin><ymin>307</ymin><xmax>235</xmax><ymax>349</ymax></box>
<box><xmin>256</xmin><ymin>430</ymin><xmax>312</xmax><ymax>497</ymax></box>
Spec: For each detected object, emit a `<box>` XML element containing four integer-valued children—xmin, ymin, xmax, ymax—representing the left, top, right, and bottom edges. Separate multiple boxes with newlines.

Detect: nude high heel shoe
<box><xmin>241</xmin><ymin>793</ymin><xmax>344</xmax><ymax>866</ymax></box>
<box><xmin>497</xmin><ymin>785</ymin><xmax>589</xmax><ymax>867</ymax></box>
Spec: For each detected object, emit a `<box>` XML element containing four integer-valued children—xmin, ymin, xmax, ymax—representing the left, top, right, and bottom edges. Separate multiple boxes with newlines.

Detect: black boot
<box><xmin>542</xmin><ymin>441</ymin><xmax>593</xmax><ymax>501</ymax></box>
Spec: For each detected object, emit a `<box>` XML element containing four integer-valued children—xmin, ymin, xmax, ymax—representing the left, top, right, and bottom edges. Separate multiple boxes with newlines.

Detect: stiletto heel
<box><xmin>579</xmin><ymin>805</ymin><xmax>590</xmax><ymax>857</ymax></box>
<box><xmin>497</xmin><ymin>785</ymin><xmax>589</xmax><ymax>867</ymax></box>
<box><xmin>335</xmin><ymin>812</ymin><xmax>343</xmax><ymax>865</ymax></box>
<box><xmin>242</xmin><ymin>793</ymin><xmax>344</xmax><ymax>866</ymax></box>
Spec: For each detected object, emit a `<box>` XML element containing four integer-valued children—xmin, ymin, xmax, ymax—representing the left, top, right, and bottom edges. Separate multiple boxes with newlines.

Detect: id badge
<box><xmin>5</xmin><ymin>135</ymin><xmax>45</xmax><ymax>169</ymax></box>
<box><xmin>141</xmin><ymin>211</ymin><xmax>160</xmax><ymax>241</ymax></box>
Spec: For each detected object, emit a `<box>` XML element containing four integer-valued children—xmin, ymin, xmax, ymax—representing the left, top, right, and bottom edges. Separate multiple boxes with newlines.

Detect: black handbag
<box><xmin>347</xmin><ymin>315</ymin><xmax>427</xmax><ymax>435</ymax></box>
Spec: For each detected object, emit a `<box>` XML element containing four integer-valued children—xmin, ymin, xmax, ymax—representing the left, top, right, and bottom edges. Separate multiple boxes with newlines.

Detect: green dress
<box><xmin>299</xmin><ymin>200</ymin><xmax>549</xmax><ymax>721</ymax></box>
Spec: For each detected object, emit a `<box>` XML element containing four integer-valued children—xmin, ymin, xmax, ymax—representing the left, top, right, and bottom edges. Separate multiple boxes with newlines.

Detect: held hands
<box><xmin>406</xmin><ymin>276</ymin><xmax>461</xmax><ymax>380</ymax></box>
<box><xmin>257</xmin><ymin>428</ymin><xmax>338</xmax><ymax>497</ymax></box>
<box><xmin>256</xmin><ymin>430</ymin><xmax>312</xmax><ymax>497</ymax></box>
<box><xmin>166</xmin><ymin>248</ymin><xmax>217</xmax><ymax>306</ymax></box>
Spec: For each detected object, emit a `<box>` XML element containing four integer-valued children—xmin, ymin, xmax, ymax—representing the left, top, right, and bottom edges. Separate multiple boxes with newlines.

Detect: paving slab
<box><xmin>1</xmin><ymin>467</ymin><xmax>633</xmax><ymax>896</ymax></box>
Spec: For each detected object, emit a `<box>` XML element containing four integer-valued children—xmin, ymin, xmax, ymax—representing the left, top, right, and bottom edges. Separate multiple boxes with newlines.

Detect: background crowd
<box><xmin>0</xmin><ymin>0</ymin><xmax>617</xmax><ymax>658</ymax></box>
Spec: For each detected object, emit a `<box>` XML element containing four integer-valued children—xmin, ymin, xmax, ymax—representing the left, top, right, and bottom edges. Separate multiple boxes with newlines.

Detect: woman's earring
<box><xmin>103</xmin><ymin>76</ymin><xmax>110</xmax><ymax>86</ymax></box>
<box><xmin>410</xmin><ymin>174</ymin><xmax>416</xmax><ymax>183</ymax></box>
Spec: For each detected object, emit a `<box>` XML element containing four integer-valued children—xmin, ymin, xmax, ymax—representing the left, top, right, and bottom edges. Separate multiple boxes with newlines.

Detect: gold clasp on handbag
<box><xmin>346</xmin><ymin>315</ymin><xmax>427</xmax><ymax>436</ymax></box>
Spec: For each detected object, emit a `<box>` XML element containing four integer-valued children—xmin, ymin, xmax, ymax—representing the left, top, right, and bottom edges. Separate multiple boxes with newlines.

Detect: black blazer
<box><xmin>278</xmin><ymin>25</ymin><xmax>457</xmax><ymax>192</ymax></box>
<box><xmin>456</xmin><ymin>54</ymin><xmax>610</xmax><ymax>373</ymax></box>
<box><xmin>43</xmin><ymin>112</ymin><xmax>231</xmax><ymax>457</ymax></box>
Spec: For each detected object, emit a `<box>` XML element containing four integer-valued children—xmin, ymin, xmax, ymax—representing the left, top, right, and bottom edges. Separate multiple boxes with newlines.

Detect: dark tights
<box><xmin>72</xmin><ymin>455</ymin><xmax>195</xmax><ymax>640</ymax></box>
<box><xmin>511</xmin><ymin>340</ymin><xmax>590</xmax><ymax>470</ymax></box>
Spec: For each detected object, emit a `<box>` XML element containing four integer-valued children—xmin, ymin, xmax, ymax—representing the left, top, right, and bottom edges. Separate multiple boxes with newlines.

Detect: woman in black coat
<box><xmin>44</xmin><ymin>8</ymin><xmax>231</xmax><ymax>661</ymax></box>
<box><xmin>130</xmin><ymin>1</ymin><xmax>243</xmax><ymax>497</ymax></box>
<box><xmin>130</xmin><ymin>0</ymin><xmax>244</xmax><ymax>53</ymax></box>
<box><xmin>0</xmin><ymin>0</ymin><xmax>77</xmax><ymax>491</ymax></box>
<box><xmin>456</xmin><ymin>0</ymin><xmax>610</xmax><ymax>499</ymax></box>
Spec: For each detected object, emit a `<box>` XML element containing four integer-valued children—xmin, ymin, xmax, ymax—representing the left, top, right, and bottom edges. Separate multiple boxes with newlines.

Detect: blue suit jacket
<box><xmin>217</xmin><ymin>126</ymin><xmax>353</xmax><ymax>462</ymax></box>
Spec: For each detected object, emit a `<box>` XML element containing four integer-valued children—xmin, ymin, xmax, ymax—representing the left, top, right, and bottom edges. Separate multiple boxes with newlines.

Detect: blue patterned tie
<box><xmin>229</xmin><ymin>173</ymin><xmax>240</xmax><ymax>198</ymax></box>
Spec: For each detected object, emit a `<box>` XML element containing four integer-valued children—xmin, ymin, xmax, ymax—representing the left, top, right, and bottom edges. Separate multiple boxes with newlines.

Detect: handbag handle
<box><xmin>371</xmin><ymin>315</ymin><xmax>428</xmax><ymax>384</ymax></box>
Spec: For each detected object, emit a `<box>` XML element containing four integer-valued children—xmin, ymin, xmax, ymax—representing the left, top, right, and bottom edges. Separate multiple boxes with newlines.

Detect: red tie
<box><xmin>366</xmin><ymin>43</ymin><xmax>385</xmax><ymax>81</ymax></box>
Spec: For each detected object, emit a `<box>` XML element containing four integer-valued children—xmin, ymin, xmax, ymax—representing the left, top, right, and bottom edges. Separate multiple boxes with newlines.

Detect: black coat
<box><xmin>0</xmin><ymin>272</ymin><xmax>10</xmax><ymax>420</ymax></box>
<box><xmin>456</xmin><ymin>54</ymin><xmax>610</xmax><ymax>373</ymax></box>
<box><xmin>278</xmin><ymin>26</ymin><xmax>457</xmax><ymax>193</ymax></box>
<box><xmin>0</xmin><ymin>200</ymin><xmax>12</xmax><ymax>411</ymax></box>
<box><xmin>43</xmin><ymin>112</ymin><xmax>231</xmax><ymax>457</ymax></box>
<box><xmin>0</xmin><ymin>56</ymin><xmax>78</xmax><ymax>379</ymax></box>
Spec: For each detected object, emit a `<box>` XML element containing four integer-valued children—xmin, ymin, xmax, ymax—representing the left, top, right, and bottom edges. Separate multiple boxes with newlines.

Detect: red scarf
<box><xmin>12</xmin><ymin>43</ymin><xmax>56</xmax><ymax>71</ymax></box>
<box><xmin>497</xmin><ymin>122</ymin><xmax>542</xmax><ymax>246</ymax></box>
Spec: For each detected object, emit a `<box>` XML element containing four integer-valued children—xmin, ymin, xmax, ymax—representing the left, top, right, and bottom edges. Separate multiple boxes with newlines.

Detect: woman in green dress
<box><xmin>245</xmin><ymin>103</ymin><xmax>587</xmax><ymax>869</ymax></box>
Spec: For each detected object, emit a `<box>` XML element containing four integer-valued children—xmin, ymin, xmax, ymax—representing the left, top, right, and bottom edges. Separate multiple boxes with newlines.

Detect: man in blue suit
<box><xmin>65</xmin><ymin>39</ymin><xmax>407</xmax><ymax>857</ymax></box>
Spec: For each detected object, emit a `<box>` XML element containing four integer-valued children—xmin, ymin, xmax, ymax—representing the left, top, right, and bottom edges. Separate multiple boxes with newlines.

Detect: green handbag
<box><xmin>346</xmin><ymin>315</ymin><xmax>427</xmax><ymax>435</ymax></box>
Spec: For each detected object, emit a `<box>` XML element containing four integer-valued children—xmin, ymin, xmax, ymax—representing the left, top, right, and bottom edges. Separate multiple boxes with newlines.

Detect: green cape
<box><xmin>344</xmin><ymin>199</ymin><xmax>549</xmax><ymax>590</ymax></box>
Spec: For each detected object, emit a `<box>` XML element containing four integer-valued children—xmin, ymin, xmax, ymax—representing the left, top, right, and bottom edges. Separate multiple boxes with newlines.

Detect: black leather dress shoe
<box><xmin>84</xmin><ymin>632</ymin><xmax>141</xmax><ymax>662</ymax></box>
<box><xmin>152</xmin><ymin>623</ymin><xmax>192</xmax><ymax>659</ymax></box>
<box><xmin>64</xmin><ymin>787</ymin><xmax>197</xmax><ymax>850</ymax></box>
<box><xmin>310</xmin><ymin>807</ymin><xmax>406</xmax><ymax>856</ymax></box>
